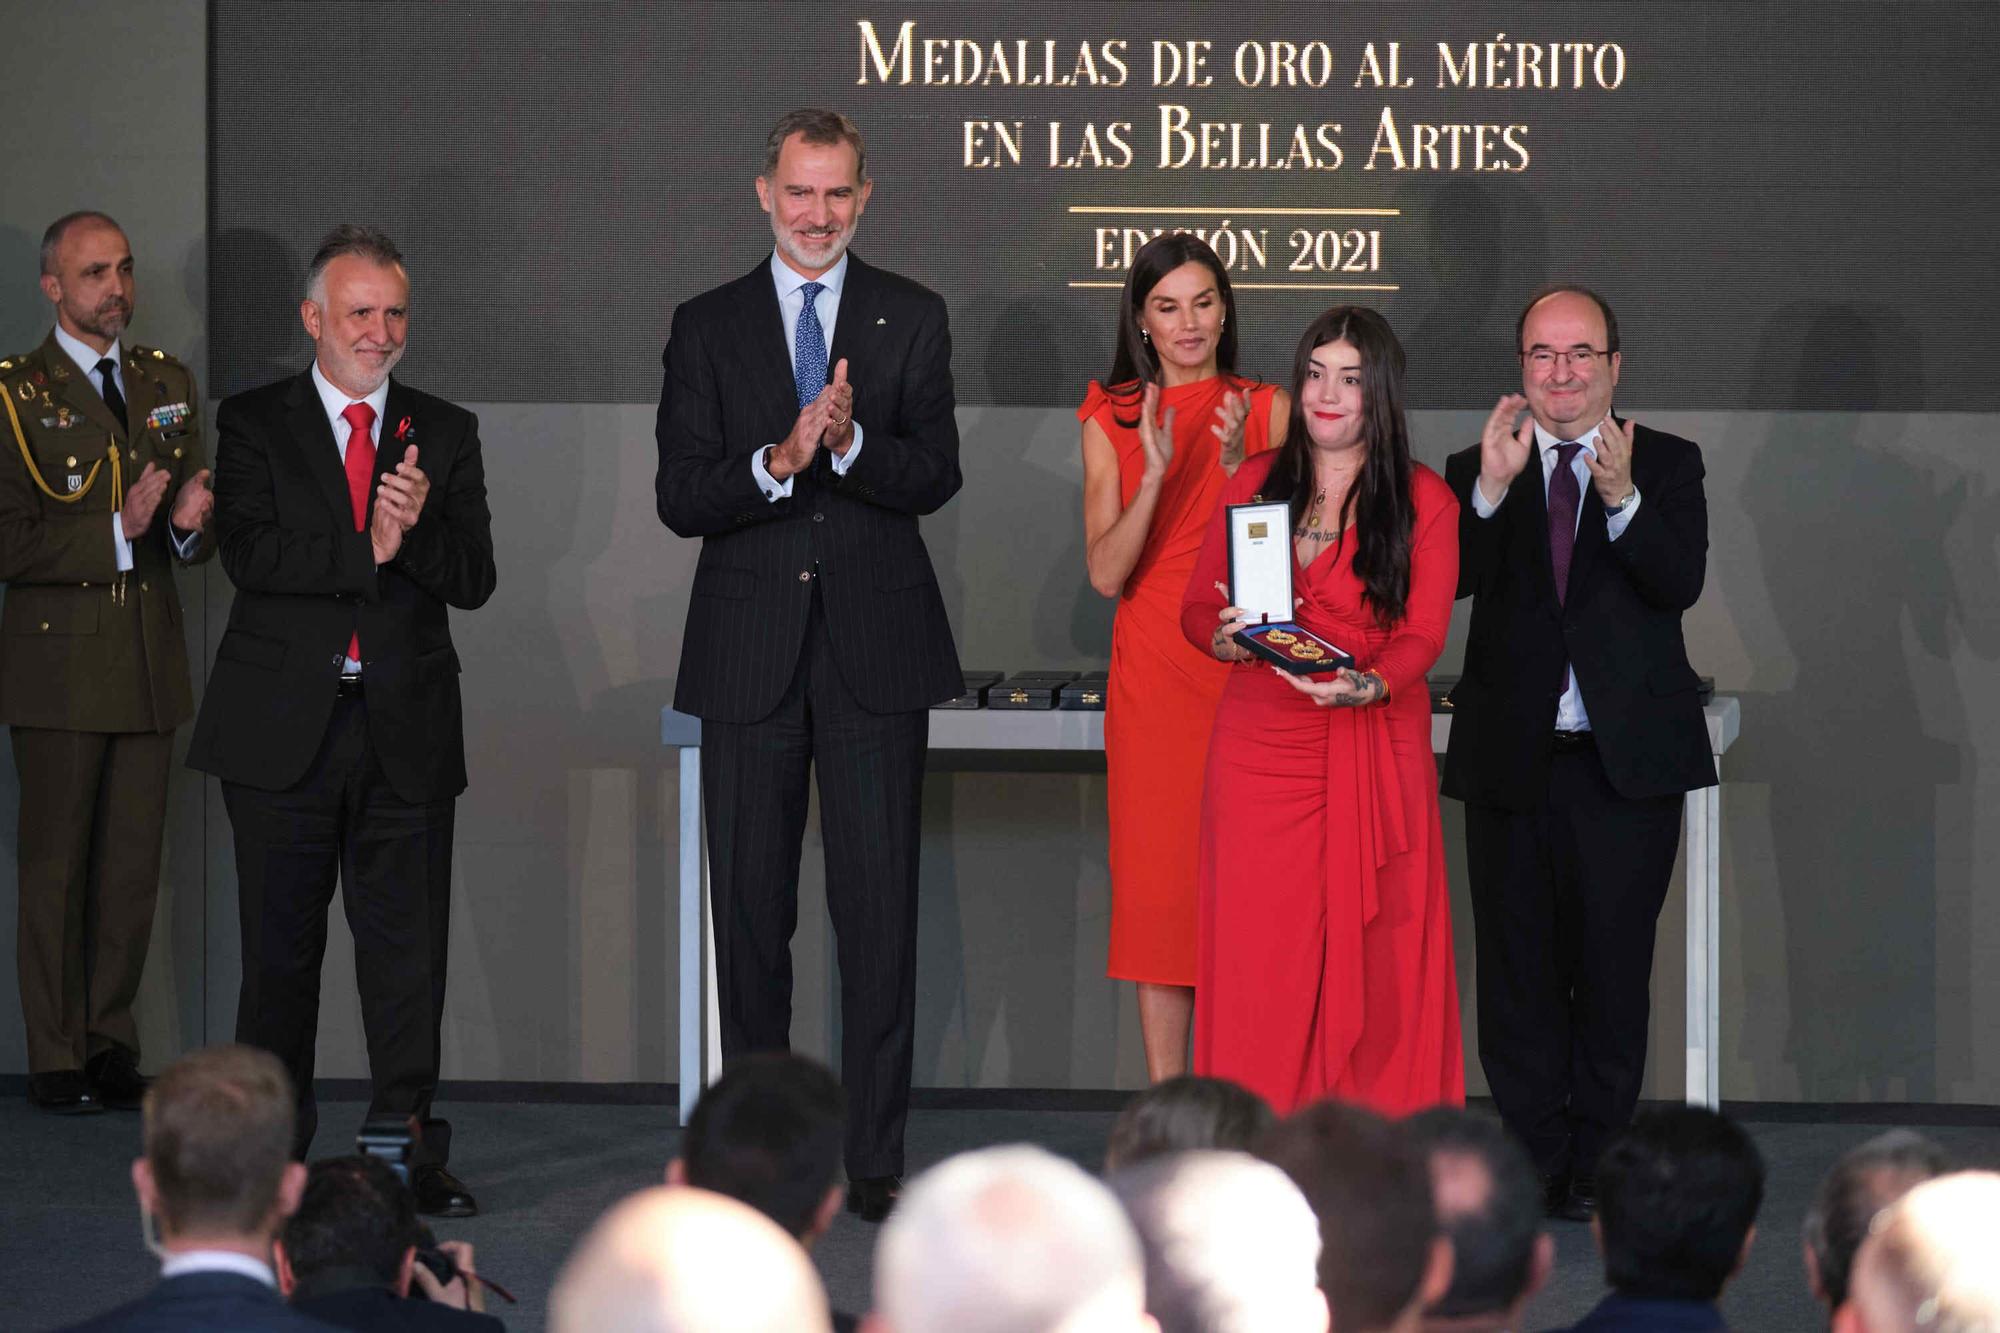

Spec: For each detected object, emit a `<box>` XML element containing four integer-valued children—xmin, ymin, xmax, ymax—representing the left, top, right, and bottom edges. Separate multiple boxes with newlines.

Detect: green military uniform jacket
<box><xmin>0</xmin><ymin>331</ymin><xmax>215</xmax><ymax>733</ymax></box>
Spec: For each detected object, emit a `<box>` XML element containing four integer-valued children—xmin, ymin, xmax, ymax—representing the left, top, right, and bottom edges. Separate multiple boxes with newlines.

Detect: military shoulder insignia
<box><xmin>130</xmin><ymin>344</ymin><xmax>178</xmax><ymax>364</ymax></box>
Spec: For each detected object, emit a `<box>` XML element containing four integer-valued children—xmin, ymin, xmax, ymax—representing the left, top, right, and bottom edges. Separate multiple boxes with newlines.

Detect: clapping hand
<box><xmin>1477</xmin><ymin>393</ymin><xmax>1534</xmax><ymax>506</ymax></box>
<box><xmin>1211</xmin><ymin>388</ymin><xmax>1250</xmax><ymax>474</ymax></box>
<box><xmin>120</xmin><ymin>462</ymin><xmax>171</xmax><ymax>539</ymax></box>
<box><xmin>822</xmin><ymin>359</ymin><xmax>855</xmax><ymax>456</ymax></box>
<box><xmin>1138</xmin><ymin>382</ymin><xmax>1176</xmax><ymax>484</ymax></box>
<box><xmin>1585</xmin><ymin>412</ymin><xmax>1635</xmax><ymax>507</ymax></box>
<box><xmin>369</xmin><ymin>446</ymin><xmax>428</xmax><ymax>564</ymax></box>
<box><xmin>766</xmin><ymin>395</ymin><xmax>830</xmax><ymax>482</ymax></box>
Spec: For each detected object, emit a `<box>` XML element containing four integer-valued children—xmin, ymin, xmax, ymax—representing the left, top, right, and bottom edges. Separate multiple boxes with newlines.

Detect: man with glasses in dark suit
<box><xmin>655</xmin><ymin>107</ymin><xmax>963</xmax><ymax>1224</ymax></box>
<box><xmin>1443</xmin><ymin>285</ymin><xmax>1716</xmax><ymax>1225</ymax></box>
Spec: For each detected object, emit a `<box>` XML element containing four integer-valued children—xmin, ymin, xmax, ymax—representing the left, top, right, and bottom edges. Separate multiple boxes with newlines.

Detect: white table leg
<box><xmin>1683</xmin><ymin>773</ymin><xmax>1722</xmax><ymax>1109</ymax></box>
<box><xmin>678</xmin><ymin>746</ymin><xmax>704</xmax><ymax>1123</ymax></box>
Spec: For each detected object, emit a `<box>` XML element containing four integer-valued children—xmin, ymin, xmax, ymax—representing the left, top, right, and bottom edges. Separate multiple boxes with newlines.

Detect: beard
<box><xmin>71</xmin><ymin>295</ymin><xmax>131</xmax><ymax>342</ymax></box>
<box><xmin>772</xmin><ymin>213</ymin><xmax>859</xmax><ymax>273</ymax></box>
<box><xmin>333</xmin><ymin>342</ymin><xmax>405</xmax><ymax>395</ymax></box>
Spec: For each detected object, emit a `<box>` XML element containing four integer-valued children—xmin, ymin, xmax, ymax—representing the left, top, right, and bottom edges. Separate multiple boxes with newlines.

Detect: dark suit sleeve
<box><xmin>391</xmin><ymin>410</ymin><xmax>497</xmax><ymax>610</ymax></box>
<box><xmin>213</xmin><ymin>396</ymin><xmax>379</xmax><ymax>600</ymax></box>
<box><xmin>1605</xmin><ymin>436</ymin><xmax>1707</xmax><ymax>611</ymax></box>
<box><xmin>832</xmin><ymin>293</ymin><xmax>961</xmax><ymax>516</ymax></box>
<box><xmin>655</xmin><ymin>302</ymin><xmax>786</xmax><ymax>539</ymax></box>
<box><xmin>1444</xmin><ymin>444</ymin><xmax>1502</xmax><ymax>601</ymax></box>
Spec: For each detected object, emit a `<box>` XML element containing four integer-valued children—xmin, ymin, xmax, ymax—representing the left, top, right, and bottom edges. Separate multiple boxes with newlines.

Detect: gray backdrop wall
<box><xmin>5</xmin><ymin>1</ymin><xmax>1998</xmax><ymax>1104</ymax></box>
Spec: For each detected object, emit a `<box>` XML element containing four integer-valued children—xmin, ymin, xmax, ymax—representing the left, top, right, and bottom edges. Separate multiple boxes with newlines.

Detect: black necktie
<box><xmin>95</xmin><ymin>357</ymin><xmax>127</xmax><ymax>430</ymax></box>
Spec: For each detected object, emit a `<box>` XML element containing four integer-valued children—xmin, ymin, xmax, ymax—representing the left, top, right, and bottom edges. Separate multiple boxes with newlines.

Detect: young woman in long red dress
<box><xmin>1079</xmin><ymin>235</ymin><xmax>1289</xmax><ymax>1080</ymax></box>
<box><xmin>1181</xmin><ymin>306</ymin><xmax>1464</xmax><ymax>1115</ymax></box>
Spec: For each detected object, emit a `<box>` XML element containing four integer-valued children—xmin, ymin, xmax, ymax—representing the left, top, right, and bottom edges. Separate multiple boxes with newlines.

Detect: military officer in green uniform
<box><xmin>0</xmin><ymin>211</ymin><xmax>214</xmax><ymax>1112</ymax></box>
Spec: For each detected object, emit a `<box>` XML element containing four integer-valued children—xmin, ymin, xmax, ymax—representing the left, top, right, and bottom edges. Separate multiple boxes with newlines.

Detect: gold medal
<box><xmin>1290</xmin><ymin>641</ymin><xmax>1326</xmax><ymax>661</ymax></box>
<box><xmin>1265</xmin><ymin>630</ymin><xmax>1297</xmax><ymax>645</ymax></box>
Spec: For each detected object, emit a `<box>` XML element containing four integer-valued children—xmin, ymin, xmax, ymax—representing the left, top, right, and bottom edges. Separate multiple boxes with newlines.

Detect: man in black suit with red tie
<box><xmin>188</xmin><ymin>225</ymin><xmax>495</xmax><ymax>1218</ymax></box>
<box><xmin>655</xmin><ymin>108</ymin><xmax>963</xmax><ymax>1223</ymax></box>
<box><xmin>1443</xmin><ymin>286</ymin><xmax>1716</xmax><ymax>1225</ymax></box>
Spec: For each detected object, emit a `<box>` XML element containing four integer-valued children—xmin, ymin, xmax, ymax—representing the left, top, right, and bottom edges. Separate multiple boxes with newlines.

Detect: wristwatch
<box><xmin>1611</xmin><ymin>487</ymin><xmax>1638</xmax><ymax>512</ymax></box>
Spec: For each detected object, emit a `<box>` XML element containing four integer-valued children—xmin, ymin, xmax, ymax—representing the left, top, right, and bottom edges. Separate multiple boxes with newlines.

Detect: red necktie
<box><xmin>341</xmin><ymin>401</ymin><xmax>377</xmax><ymax>664</ymax></box>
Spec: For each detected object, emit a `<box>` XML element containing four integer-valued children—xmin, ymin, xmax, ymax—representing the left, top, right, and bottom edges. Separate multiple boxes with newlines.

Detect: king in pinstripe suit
<box><xmin>655</xmin><ymin>109</ymin><xmax>963</xmax><ymax>1221</ymax></box>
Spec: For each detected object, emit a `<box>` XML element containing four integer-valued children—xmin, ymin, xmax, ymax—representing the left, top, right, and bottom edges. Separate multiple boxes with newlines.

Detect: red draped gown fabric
<box><xmin>1180</xmin><ymin>451</ymin><xmax>1465</xmax><ymax>1115</ymax></box>
<box><xmin>1082</xmin><ymin>376</ymin><xmax>1281</xmax><ymax>985</ymax></box>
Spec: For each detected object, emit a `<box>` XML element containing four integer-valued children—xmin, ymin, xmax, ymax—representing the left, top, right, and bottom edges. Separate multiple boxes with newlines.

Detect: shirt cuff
<box><xmin>1605</xmin><ymin>488</ymin><xmax>1641</xmax><ymax>541</ymax></box>
<box><xmin>1470</xmin><ymin>478</ymin><xmax>1505</xmax><ymax>519</ymax></box>
<box><xmin>112</xmin><ymin>515</ymin><xmax>134</xmax><ymax>572</ymax></box>
<box><xmin>170</xmin><ymin>525</ymin><xmax>201</xmax><ymax>560</ymax></box>
<box><xmin>830</xmin><ymin>423</ymin><xmax>864</xmax><ymax>474</ymax></box>
<box><xmin>751</xmin><ymin>446</ymin><xmax>793</xmax><ymax>501</ymax></box>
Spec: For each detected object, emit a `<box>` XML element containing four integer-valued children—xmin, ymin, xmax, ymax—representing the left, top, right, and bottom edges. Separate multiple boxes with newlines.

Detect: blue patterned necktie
<box><xmin>794</xmin><ymin>281</ymin><xmax>827</xmax><ymax>410</ymax></box>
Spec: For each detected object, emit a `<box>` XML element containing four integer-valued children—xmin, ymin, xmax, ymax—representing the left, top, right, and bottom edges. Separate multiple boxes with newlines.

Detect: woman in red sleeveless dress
<box><xmin>1181</xmin><ymin>306</ymin><xmax>1464</xmax><ymax>1115</ymax></box>
<box><xmin>1079</xmin><ymin>235</ymin><xmax>1288</xmax><ymax>1080</ymax></box>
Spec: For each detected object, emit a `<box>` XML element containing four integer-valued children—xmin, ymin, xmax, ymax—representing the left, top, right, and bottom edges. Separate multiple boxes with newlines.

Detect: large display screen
<box><xmin>212</xmin><ymin>2</ymin><xmax>1996</xmax><ymax>409</ymax></box>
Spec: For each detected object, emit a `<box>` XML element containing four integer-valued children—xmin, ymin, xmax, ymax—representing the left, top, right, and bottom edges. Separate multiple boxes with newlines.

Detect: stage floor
<box><xmin>5</xmin><ymin>1093</ymin><xmax>1997</xmax><ymax>1332</ymax></box>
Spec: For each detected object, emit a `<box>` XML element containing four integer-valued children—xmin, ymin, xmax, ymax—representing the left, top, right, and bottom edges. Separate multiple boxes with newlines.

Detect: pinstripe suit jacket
<box><xmin>655</xmin><ymin>253</ymin><xmax>963</xmax><ymax>723</ymax></box>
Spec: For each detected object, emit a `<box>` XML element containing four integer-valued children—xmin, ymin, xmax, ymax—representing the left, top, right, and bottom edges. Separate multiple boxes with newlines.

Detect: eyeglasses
<box><xmin>1521</xmin><ymin>347</ymin><xmax>1610</xmax><ymax>370</ymax></box>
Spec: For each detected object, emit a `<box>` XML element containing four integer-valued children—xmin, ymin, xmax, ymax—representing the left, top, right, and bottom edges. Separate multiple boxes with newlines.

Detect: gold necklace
<box><xmin>1306</xmin><ymin>489</ymin><xmax>1327</xmax><ymax>529</ymax></box>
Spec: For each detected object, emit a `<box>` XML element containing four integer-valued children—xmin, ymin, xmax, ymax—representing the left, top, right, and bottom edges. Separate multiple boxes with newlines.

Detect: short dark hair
<box><xmin>682</xmin><ymin>1053</ymin><xmax>845</xmax><ymax>1238</ymax></box>
<box><xmin>1258</xmin><ymin>1101</ymin><xmax>1436</xmax><ymax>1332</ymax></box>
<box><xmin>40</xmin><ymin>210</ymin><xmax>123</xmax><ymax>274</ymax></box>
<box><xmin>1104</xmin><ymin>1076</ymin><xmax>1275</xmax><ymax>1172</ymax></box>
<box><xmin>304</xmin><ymin>224</ymin><xmax>404</xmax><ymax>303</ymax></box>
<box><xmin>280</xmin><ymin>1155</ymin><xmax>424</xmax><ymax>1294</ymax></box>
<box><xmin>1405</xmin><ymin>1108</ymin><xmax>1544</xmax><ymax>1320</ymax></box>
<box><xmin>1515</xmin><ymin>283</ymin><xmax>1620</xmax><ymax>356</ymax></box>
<box><xmin>1803</xmin><ymin>1129</ymin><xmax>1948</xmax><ymax>1310</ymax></box>
<box><xmin>143</xmin><ymin>1044</ymin><xmax>296</xmax><ymax>1238</ymax></box>
<box><xmin>1597</xmin><ymin>1106</ymin><xmax>1764</xmax><ymax>1302</ymax></box>
<box><xmin>763</xmin><ymin>108</ymin><xmax>868</xmax><ymax>182</ymax></box>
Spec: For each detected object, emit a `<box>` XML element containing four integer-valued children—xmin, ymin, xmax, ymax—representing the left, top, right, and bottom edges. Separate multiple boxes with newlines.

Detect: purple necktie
<box><xmin>1549</xmin><ymin>441</ymin><xmax>1582</xmax><ymax>695</ymax></box>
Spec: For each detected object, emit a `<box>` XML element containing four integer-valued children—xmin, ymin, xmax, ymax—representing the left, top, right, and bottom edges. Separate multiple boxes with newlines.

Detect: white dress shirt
<box><xmin>1468</xmin><ymin>416</ymin><xmax>1640</xmax><ymax>732</ymax></box>
<box><xmin>160</xmin><ymin>1249</ymin><xmax>277</xmax><ymax>1287</ymax></box>
<box><xmin>53</xmin><ymin>324</ymin><xmax>204</xmax><ymax>571</ymax></box>
<box><xmin>752</xmin><ymin>250</ymin><xmax>864</xmax><ymax>500</ymax></box>
<box><xmin>310</xmin><ymin>360</ymin><xmax>390</xmax><ymax>672</ymax></box>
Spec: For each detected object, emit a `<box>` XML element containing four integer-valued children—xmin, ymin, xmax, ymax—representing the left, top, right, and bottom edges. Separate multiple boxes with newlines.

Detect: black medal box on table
<box><xmin>1058</xmin><ymin>672</ymin><xmax>1109</xmax><ymax>710</ymax></box>
<box><xmin>1233</xmin><ymin>622</ymin><xmax>1355</xmax><ymax>675</ymax></box>
<box><xmin>987</xmin><ymin>671</ymin><xmax>1077</xmax><ymax>711</ymax></box>
<box><xmin>933</xmin><ymin>670</ymin><xmax>1004</xmax><ymax>710</ymax></box>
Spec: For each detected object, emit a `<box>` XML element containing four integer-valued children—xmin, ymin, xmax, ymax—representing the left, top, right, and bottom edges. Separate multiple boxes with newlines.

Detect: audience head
<box><xmin>551</xmin><ymin>1185</ymin><xmax>831</xmax><ymax>1333</ymax></box>
<box><xmin>1404</xmin><ymin>1108</ymin><xmax>1552</xmax><ymax>1329</ymax></box>
<box><xmin>1109</xmin><ymin>1150</ymin><xmax>1328</xmax><ymax>1333</ymax></box>
<box><xmin>1105</xmin><ymin>232</ymin><xmax>1241</xmax><ymax>396</ymax></box>
<box><xmin>1104</xmin><ymin>1076</ymin><xmax>1275</xmax><ymax>1172</ymax></box>
<box><xmin>132</xmin><ymin>1044</ymin><xmax>303</xmax><ymax>1252</ymax></box>
<box><xmin>273</xmin><ymin>1155</ymin><xmax>424</xmax><ymax>1300</ymax></box>
<box><xmin>1595</xmin><ymin>1105</ymin><xmax>1764</xmax><ymax>1304</ymax></box>
<box><xmin>1257</xmin><ymin>1100</ymin><xmax>1452</xmax><ymax>1333</ymax></box>
<box><xmin>669</xmin><ymin>1052</ymin><xmax>846</xmax><ymax>1246</ymax></box>
<box><xmin>871</xmin><ymin>1144</ymin><xmax>1155</xmax><ymax>1333</ymax></box>
<box><xmin>1841</xmin><ymin>1172</ymin><xmax>2000</xmax><ymax>1333</ymax></box>
<box><xmin>1804</xmin><ymin>1129</ymin><xmax>1949</xmax><ymax>1314</ymax></box>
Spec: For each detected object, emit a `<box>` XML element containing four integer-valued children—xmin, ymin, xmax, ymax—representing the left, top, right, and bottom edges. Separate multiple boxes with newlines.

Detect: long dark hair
<box><xmin>1261</xmin><ymin>306</ymin><xmax>1416</xmax><ymax>627</ymax></box>
<box><xmin>1101</xmin><ymin>233</ymin><xmax>1241</xmax><ymax>426</ymax></box>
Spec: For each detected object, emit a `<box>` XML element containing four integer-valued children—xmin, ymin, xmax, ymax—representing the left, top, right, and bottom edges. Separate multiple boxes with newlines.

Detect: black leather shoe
<box><xmin>86</xmin><ymin>1048</ymin><xmax>149</xmax><ymax>1111</ymax></box>
<box><xmin>846</xmin><ymin>1175</ymin><xmax>901</xmax><ymax>1223</ymax></box>
<box><xmin>1552</xmin><ymin>1176</ymin><xmax>1597</xmax><ymax>1224</ymax></box>
<box><xmin>28</xmin><ymin>1070</ymin><xmax>103</xmax><ymax>1115</ymax></box>
<box><xmin>412</xmin><ymin>1165</ymin><xmax>478</xmax><ymax>1218</ymax></box>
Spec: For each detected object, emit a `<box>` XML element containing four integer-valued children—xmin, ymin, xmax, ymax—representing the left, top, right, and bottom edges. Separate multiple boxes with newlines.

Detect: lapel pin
<box><xmin>875</xmin><ymin>317</ymin><xmax>887</xmax><ymax>325</ymax></box>
<box><xmin>394</xmin><ymin>416</ymin><xmax>415</xmax><ymax>443</ymax></box>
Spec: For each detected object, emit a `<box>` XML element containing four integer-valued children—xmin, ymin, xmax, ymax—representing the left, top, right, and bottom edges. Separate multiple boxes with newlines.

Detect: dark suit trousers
<box><xmin>11</xmin><ymin>727</ymin><xmax>170</xmax><ymax>1073</ymax></box>
<box><xmin>1464</xmin><ymin>740</ymin><xmax>1682</xmax><ymax>1180</ymax></box>
<box><xmin>224</xmin><ymin>694</ymin><xmax>456</xmax><ymax>1166</ymax></box>
<box><xmin>701</xmin><ymin>586</ymin><xmax>928</xmax><ymax>1179</ymax></box>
